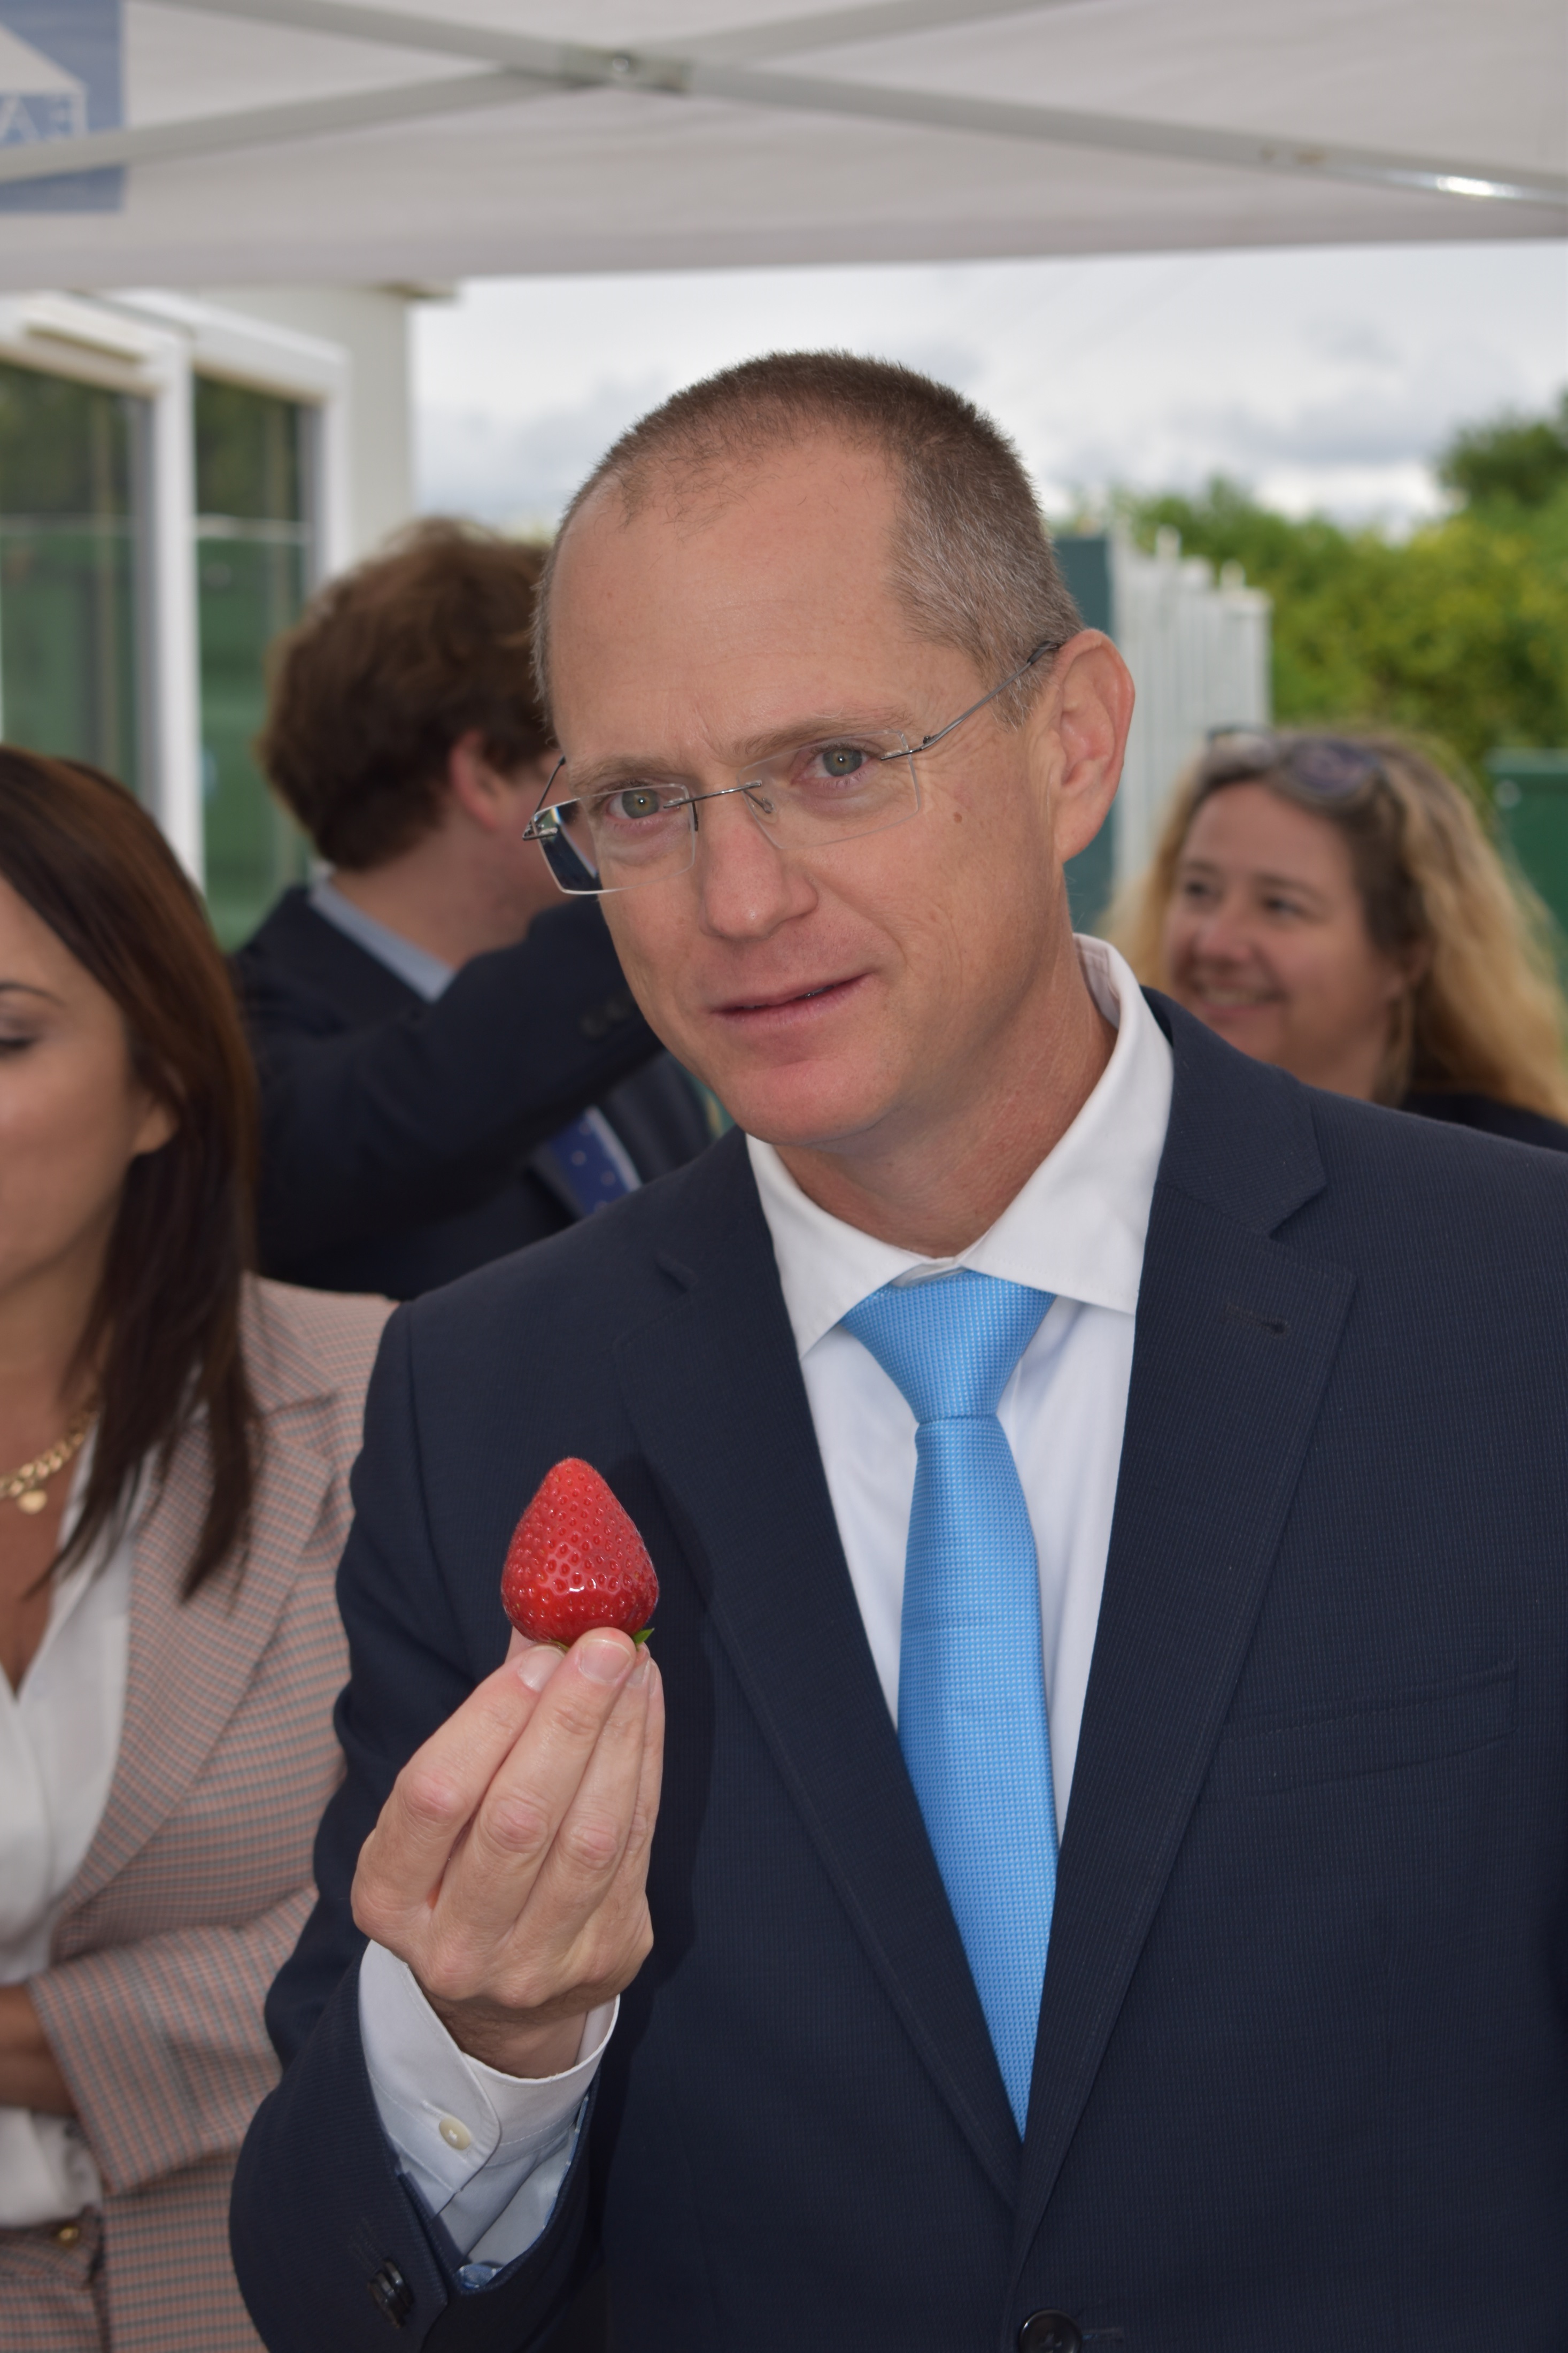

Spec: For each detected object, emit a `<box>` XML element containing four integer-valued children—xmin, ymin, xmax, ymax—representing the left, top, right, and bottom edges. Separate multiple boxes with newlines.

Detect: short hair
<box><xmin>260</xmin><ymin>519</ymin><xmax>553</xmax><ymax>871</ymax></box>
<box><xmin>534</xmin><ymin>351</ymin><xmax>1081</xmax><ymax>722</ymax></box>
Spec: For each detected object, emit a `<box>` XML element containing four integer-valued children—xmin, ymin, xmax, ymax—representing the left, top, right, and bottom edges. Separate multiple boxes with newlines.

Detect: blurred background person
<box><xmin>0</xmin><ymin>750</ymin><xmax>388</xmax><ymax>2350</ymax></box>
<box><xmin>1110</xmin><ymin>728</ymin><xmax>1568</xmax><ymax>1148</ymax></box>
<box><xmin>233</xmin><ymin>520</ymin><xmax>714</xmax><ymax>1301</ymax></box>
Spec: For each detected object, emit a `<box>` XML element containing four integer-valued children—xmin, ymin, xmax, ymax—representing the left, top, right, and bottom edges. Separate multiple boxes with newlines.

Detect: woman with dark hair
<box><xmin>0</xmin><ymin>749</ymin><xmax>389</xmax><ymax>2349</ymax></box>
<box><xmin>1109</xmin><ymin>728</ymin><xmax>1568</xmax><ymax>1147</ymax></box>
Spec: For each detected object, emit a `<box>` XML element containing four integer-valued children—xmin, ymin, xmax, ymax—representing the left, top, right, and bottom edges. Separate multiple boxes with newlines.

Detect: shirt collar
<box><xmin>747</xmin><ymin>937</ymin><xmax>1173</xmax><ymax>1360</ymax></box>
<box><xmin>309</xmin><ymin>879</ymin><xmax>456</xmax><ymax>1004</ymax></box>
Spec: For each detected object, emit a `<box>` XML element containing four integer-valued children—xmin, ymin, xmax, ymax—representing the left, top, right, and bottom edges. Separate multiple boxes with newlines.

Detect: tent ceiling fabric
<box><xmin>0</xmin><ymin>0</ymin><xmax>1562</xmax><ymax>289</ymax></box>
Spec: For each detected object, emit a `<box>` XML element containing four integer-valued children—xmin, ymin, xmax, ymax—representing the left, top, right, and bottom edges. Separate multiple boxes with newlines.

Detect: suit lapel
<box><xmin>1010</xmin><ymin>1006</ymin><xmax>1356</xmax><ymax>2273</ymax></box>
<box><xmin>60</xmin><ymin>1413</ymin><xmax>333</xmax><ymax>1919</ymax></box>
<box><xmin>616</xmin><ymin>1143</ymin><xmax>1022</xmax><ymax>2201</ymax></box>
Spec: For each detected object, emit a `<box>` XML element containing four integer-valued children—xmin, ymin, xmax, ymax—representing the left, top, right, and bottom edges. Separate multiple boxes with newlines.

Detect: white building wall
<box><xmin>0</xmin><ymin>287</ymin><xmax>381</xmax><ymax>879</ymax></box>
<box><xmin>196</xmin><ymin>284</ymin><xmax>418</xmax><ymax>562</ymax></box>
<box><xmin>1110</xmin><ymin>528</ymin><xmax>1272</xmax><ymax>888</ymax></box>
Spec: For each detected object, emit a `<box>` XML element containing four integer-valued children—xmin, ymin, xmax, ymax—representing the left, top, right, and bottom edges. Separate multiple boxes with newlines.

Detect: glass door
<box><xmin>195</xmin><ymin>377</ymin><xmax>315</xmax><ymax>949</ymax></box>
<box><xmin>0</xmin><ymin>360</ymin><xmax>143</xmax><ymax>792</ymax></box>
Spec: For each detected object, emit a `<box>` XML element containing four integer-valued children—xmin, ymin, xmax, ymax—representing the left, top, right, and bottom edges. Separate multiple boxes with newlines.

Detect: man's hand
<box><xmin>352</xmin><ymin>1628</ymin><xmax>664</xmax><ymax>2078</ymax></box>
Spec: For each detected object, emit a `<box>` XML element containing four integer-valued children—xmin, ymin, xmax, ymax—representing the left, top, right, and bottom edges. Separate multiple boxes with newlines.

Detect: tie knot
<box><xmin>841</xmin><ymin>1268</ymin><xmax>1054</xmax><ymax>1425</ymax></box>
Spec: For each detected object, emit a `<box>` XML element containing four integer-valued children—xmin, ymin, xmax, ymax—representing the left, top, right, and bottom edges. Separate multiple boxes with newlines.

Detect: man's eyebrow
<box><xmin>730</xmin><ymin>709</ymin><xmax>906</xmax><ymax>762</ymax></box>
<box><xmin>564</xmin><ymin>751</ymin><xmax>692</xmax><ymax>793</ymax></box>
<box><xmin>566</xmin><ymin>709</ymin><xmax>908</xmax><ymax>790</ymax></box>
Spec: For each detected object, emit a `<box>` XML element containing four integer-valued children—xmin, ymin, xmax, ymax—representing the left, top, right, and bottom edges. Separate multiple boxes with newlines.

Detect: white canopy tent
<box><xmin>0</xmin><ymin>0</ymin><xmax>1561</xmax><ymax>288</ymax></box>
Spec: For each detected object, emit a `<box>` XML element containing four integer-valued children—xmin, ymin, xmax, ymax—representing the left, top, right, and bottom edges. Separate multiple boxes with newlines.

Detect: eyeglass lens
<box><xmin>533</xmin><ymin>732</ymin><xmax>920</xmax><ymax>895</ymax></box>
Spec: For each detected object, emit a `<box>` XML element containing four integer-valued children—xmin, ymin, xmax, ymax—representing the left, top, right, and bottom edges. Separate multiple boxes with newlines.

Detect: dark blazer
<box><xmin>1404</xmin><ymin>1086</ymin><xmax>1568</xmax><ymax>1152</ymax></box>
<box><xmin>231</xmin><ymin>887</ymin><xmax>715</xmax><ymax>1298</ymax></box>
<box><xmin>233</xmin><ymin>998</ymin><xmax>1568</xmax><ymax>2352</ymax></box>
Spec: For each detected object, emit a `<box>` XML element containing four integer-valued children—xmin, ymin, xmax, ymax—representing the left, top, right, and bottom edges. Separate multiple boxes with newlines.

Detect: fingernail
<box><xmin>630</xmin><ymin>1649</ymin><xmax>652</xmax><ymax>1688</ymax></box>
<box><xmin>577</xmin><ymin>1633</ymin><xmax>635</xmax><ymax>1686</ymax></box>
<box><xmin>516</xmin><ymin>1644</ymin><xmax>565</xmax><ymax>1692</ymax></box>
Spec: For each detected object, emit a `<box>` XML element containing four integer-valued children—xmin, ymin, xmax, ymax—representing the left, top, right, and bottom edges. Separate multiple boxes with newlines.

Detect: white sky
<box><xmin>414</xmin><ymin>237</ymin><xmax>1568</xmax><ymax>534</ymax></box>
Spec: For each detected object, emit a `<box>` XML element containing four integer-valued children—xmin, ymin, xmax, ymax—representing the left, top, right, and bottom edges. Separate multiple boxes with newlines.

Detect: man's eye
<box><xmin>604</xmin><ymin>787</ymin><xmax>669</xmax><ymax>822</ymax></box>
<box><xmin>815</xmin><ymin>744</ymin><xmax>868</xmax><ymax>780</ymax></box>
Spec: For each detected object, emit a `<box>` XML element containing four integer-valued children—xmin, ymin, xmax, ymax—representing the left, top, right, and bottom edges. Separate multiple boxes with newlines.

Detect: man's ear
<box><xmin>446</xmin><ymin>730</ymin><xmax>512</xmax><ymax>833</ymax></box>
<box><xmin>448</xmin><ymin>732</ymin><xmax>560</xmax><ymax>835</ymax></box>
<box><xmin>1029</xmin><ymin>630</ymin><xmax>1135</xmax><ymax>865</ymax></box>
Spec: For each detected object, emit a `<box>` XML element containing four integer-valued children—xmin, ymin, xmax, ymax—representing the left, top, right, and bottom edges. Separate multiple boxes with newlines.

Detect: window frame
<box><xmin>0</xmin><ymin>289</ymin><xmax>347</xmax><ymax>884</ymax></box>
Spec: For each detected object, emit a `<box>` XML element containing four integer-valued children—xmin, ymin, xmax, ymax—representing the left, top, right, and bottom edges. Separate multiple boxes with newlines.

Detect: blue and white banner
<box><xmin>0</xmin><ymin>1</ymin><xmax>122</xmax><ymax>213</ymax></box>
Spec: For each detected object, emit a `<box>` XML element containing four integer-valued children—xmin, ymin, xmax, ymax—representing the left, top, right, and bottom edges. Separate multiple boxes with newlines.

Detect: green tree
<box><xmin>1125</xmin><ymin>401</ymin><xmax>1568</xmax><ymax>782</ymax></box>
<box><xmin>1438</xmin><ymin>394</ymin><xmax>1568</xmax><ymax>513</ymax></box>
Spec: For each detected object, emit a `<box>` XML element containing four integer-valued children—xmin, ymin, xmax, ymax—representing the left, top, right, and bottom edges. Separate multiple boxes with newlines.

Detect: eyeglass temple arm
<box><xmin>526</xmin><ymin>756</ymin><xmax>569</xmax><ymax>829</ymax></box>
<box><xmin>907</xmin><ymin>639</ymin><xmax>1055</xmax><ymax>756</ymax></box>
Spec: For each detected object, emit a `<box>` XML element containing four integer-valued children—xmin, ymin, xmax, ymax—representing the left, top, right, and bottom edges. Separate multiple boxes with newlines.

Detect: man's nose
<box><xmin>691</xmin><ymin>787</ymin><xmax>816</xmax><ymax>938</ymax></box>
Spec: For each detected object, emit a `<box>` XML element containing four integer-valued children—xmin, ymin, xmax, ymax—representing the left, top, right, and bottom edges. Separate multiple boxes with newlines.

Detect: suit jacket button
<box><xmin>1018</xmin><ymin>2315</ymin><xmax>1082</xmax><ymax>2353</ymax></box>
<box><xmin>367</xmin><ymin>2259</ymin><xmax>413</xmax><ymax>2326</ymax></box>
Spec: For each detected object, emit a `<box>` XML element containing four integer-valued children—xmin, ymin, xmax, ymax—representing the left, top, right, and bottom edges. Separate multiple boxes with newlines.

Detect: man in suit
<box><xmin>232</xmin><ymin>520</ymin><xmax>713</xmax><ymax>1299</ymax></box>
<box><xmin>233</xmin><ymin>357</ymin><xmax>1568</xmax><ymax>2350</ymax></box>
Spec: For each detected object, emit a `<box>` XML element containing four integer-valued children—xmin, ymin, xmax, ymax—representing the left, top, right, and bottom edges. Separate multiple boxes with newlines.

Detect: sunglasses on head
<box><xmin>1199</xmin><ymin>730</ymin><xmax>1388</xmax><ymax>801</ymax></box>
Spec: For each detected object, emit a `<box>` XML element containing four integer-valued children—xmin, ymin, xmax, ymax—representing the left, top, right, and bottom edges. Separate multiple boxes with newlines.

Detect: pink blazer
<box><xmin>27</xmin><ymin>1278</ymin><xmax>392</xmax><ymax>2352</ymax></box>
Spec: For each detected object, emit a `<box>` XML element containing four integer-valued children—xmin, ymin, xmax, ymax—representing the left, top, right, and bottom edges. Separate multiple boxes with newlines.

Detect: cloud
<box><xmin>1016</xmin><ymin>333</ymin><xmax>1556</xmax><ymax>525</ymax></box>
<box><xmin>415</xmin><ymin>373</ymin><xmax>669</xmax><ymax>526</ymax></box>
<box><xmin>1304</xmin><ymin>318</ymin><xmax>1403</xmax><ymax>370</ymax></box>
<box><xmin>1169</xmin><ymin>345</ymin><xmax>1537</xmax><ymax>475</ymax></box>
<box><xmin>858</xmin><ymin>334</ymin><xmax>985</xmax><ymax>393</ymax></box>
<box><xmin>414</xmin><ymin>337</ymin><xmax>987</xmax><ymax>530</ymax></box>
<box><xmin>413</xmin><ymin>246</ymin><xmax>1568</xmax><ymax>535</ymax></box>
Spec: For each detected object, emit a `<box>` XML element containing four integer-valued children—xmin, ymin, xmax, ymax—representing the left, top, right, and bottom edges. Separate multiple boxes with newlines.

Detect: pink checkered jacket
<box><xmin>26</xmin><ymin>1278</ymin><xmax>392</xmax><ymax>2352</ymax></box>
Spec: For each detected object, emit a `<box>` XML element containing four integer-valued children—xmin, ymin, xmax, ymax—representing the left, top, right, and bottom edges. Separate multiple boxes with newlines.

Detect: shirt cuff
<box><xmin>357</xmin><ymin>1941</ymin><xmax>615</xmax><ymax>2263</ymax></box>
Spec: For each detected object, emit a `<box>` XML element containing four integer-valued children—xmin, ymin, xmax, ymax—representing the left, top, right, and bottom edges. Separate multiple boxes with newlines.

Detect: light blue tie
<box><xmin>841</xmin><ymin>1268</ymin><xmax>1057</xmax><ymax>2135</ymax></box>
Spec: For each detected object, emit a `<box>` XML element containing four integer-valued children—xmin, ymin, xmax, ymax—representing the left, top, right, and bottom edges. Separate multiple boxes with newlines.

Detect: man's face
<box><xmin>547</xmin><ymin>438</ymin><xmax>1107</xmax><ymax>1158</ymax></box>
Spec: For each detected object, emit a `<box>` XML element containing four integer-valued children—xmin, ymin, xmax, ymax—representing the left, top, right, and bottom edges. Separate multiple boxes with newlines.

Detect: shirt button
<box><xmin>437</xmin><ymin>2114</ymin><xmax>473</xmax><ymax>2151</ymax></box>
<box><xmin>54</xmin><ymin>2223</ymin><xmax>81</xmax><ymax>2248</ymax></box>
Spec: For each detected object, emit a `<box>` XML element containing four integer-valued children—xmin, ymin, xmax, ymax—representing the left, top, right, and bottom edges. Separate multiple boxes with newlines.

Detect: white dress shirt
<box><xmin>360</xmin><ymin>937</ymin><xmax>1173</xmax><ymax>2266</ymax></box>
<box><xmin>0</xmin><ymin>1458</ymin><xmax>133</xmax><ymax>2226</ymax></box>
<box><xmin>309</xmin><ymin>879</ymin><xmax>458</xmax><ymax>1006</ymax></box>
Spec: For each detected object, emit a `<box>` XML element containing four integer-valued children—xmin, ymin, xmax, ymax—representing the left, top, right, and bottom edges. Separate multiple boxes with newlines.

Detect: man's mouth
<box><xmin>715</xmin><ymin>974</ymin><xmax>863</xmax><ymax>1017</ymax></box>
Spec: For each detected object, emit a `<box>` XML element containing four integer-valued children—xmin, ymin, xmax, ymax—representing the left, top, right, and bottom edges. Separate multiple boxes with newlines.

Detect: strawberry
<box><xmin>501</xmin><ymin>1457</ymin><xmax>659</xmax><ymax>1647</ymax></box>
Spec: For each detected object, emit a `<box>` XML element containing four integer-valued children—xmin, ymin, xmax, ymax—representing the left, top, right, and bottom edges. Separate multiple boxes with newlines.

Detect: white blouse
<box><xmin>0</xmin><ymin>1460</ymin><xmax>133</xmax><ymax>2226</ymax></box>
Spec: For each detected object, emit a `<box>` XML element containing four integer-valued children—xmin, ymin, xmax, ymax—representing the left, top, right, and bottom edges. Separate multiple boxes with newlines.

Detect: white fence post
<box><xmin>1110</xmin><ymin>529</ymin><xmax>1272</xmax><ymax>889</ymax></box>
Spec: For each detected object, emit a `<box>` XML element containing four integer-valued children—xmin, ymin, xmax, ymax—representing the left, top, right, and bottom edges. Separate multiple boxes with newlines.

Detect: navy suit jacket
<box><xmin>233</xmin><ymin>998</ymin><xmax>1568</xmax><ymax>2352</ymax></box>
<box><xmin>232</xmin><ymin>887</ymin><xmax>714</xmax><ymax>1299</ymax></box>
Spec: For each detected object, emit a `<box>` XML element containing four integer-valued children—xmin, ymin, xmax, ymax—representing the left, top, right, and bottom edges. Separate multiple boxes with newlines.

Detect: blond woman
<box><xmin>1108</xmin><ymin>728</ymin><xmax>1568</xmax><ymax>1145</ymax></box>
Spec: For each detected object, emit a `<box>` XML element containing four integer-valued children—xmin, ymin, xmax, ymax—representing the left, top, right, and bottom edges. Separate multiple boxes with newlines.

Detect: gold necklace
<box><xmin>1</xmin><ymin>1409</ymin><xmax>95</xmax><ymax>1517</ymax></box>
